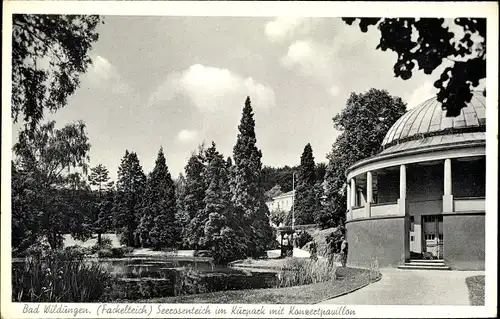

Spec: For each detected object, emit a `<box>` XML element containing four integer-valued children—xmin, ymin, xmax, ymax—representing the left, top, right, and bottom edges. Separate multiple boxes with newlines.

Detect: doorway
<box><xmin>422</xmin><ymin>215</ymin><xmax>443</xmax><ymax>259</ymax></box>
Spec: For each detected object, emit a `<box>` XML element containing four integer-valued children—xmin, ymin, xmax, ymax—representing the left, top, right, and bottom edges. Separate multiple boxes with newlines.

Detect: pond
<box><xmin>91</xmin><ymin>257</ymin><xmax>280</xmax><ymax>301</ymax></box>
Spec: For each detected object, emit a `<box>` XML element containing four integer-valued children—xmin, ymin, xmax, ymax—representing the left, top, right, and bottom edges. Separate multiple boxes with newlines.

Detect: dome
<box><xmin>381</xmin><ymin>92</ymin><xmax>486</xmax><ymax>154</ymax></box>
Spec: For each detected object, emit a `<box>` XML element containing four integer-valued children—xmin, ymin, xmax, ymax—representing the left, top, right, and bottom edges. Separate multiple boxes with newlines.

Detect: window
<box><xmin>410</xmin><ymin>236</ymin><xmax>414</xmax><ymax>242</ymax></box>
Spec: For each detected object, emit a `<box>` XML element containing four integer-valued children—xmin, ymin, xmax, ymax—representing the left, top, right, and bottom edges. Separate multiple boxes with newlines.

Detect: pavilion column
<box><xmin>443</xmin><ymin>158</ymin><xmax>454</xmax><ymax>212</ymax></box>
<box><xmin>350</xmin><ymin>178</ymin><xmax>356</xmax><ymax>208</ymax></box>
<box><xmin>346</xmin><ymin>182</ymin><xmax>351</xmax><ymax>221</ymax></box>
<box><xmin>398</xmin><ymin>164</ymin><xmax>410</xmax><ymax>262</ymax></box>
<box><xmin>365</xmin><ymin>171</ymin><xmax>373</xmax><ymax>217</ymax></box>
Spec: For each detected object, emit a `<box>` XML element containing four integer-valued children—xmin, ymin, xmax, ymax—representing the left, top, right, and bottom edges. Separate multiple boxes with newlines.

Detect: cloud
<box><xmin>86</xmin><ymin>55</ymin><xmax>133</xmax><ymax>95</ymax></box>
<box><xmin>329</xmin><ymin>85</ymin><xmax>340</xmax><ymax>97</ymax></box>
<box><xmin>148</xmin><ymin>64</ymin><xmax>276</xmax><ymax>112</ymax></box>
<box><xmin>265</xmin><ymin>17</ymin><xmax>322</xmax><ymax>43</ymax></box>
<box><xmin>281</xmin><ymin>40</ymin><xmax>336</xmax><ymax>87</ymax></box>
<box><xmin>177</xmin><ymin>129</ymin><xmax>198</xmax><ymax>143</ymax></box>
<box><xmin>405</xmin><ymin>81</ymin><xmax>439</xmax><ymax>109</ymax></box>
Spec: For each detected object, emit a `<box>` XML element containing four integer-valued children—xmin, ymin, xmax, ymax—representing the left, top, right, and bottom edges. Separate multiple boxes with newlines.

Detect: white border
<box><xmin>2</xmin><ymin>2</ymin><xmax>498</xmax><ymax>318</ymax></box>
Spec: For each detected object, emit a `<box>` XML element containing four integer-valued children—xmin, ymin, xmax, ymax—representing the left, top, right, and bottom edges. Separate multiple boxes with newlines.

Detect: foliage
<box><xmin>325</xmin><ymin>227</ymin><xmax>345</xmax><ymax>256</ymax></box>
<box><xmin>181</xmin><ymin>149</ymin><xmax>208</xmax><ymax>249</ymax></box>
<box><xmin>294</xmin><ymin>144</ymin><xmax>321</xmax><ymax>225</ymax></box>
<box><xmin>270</xmin><ymin>208</ymin><xmax>286</xmax><ymax>227</ymax></box>
<box><xmin>322</xmin><ymin>89</ymin><xmax>406</xmax><ymax>228</ymax></box>
<box><xmin>295</xmin><ymin>231</ymin><xmax>313</xmax><ymax>249</ymax></box>
<box><xmin>88</xmin><ymin>164</ymin><xmax>114</xmax><ymax>245</ymax></box>
<box><xmin>261</xmin><ymin>165</ymin><xmax>298</xmax><ymax>193</ymax></box>
<box><xmin>12</xmin><ymin>249</ymin><xmax>112</xmax><ymax>302</ymax></box>
<box><xmin>12</xmin><ymin>121</ymin><xmax>93</xmax><ymax>249</ymax></box>
<box><xmin>343</xmin><ymin>17</ymin><xmax>485</xmax><ymax>117</ymax></box>
<box><xmin>12</xmin><ymin>14</ymin><xmax>103</xmax><ymax>130</ymax></box>
<box><xmin>113</xmin><ymin>151</ymin><xmax>146</xmax><ymax>247</ymax></box>
<box><xmin>137</xmin><ymin>147</ymin><xmax>178</xmax><ymax>249</ymax></box>
<box><xmin>201</xmin><ymin>142</ymin><xmax>246</xmax><ymax>264</ymax></box>
<box><xmin>231</xmin><ymin>96</ymin><xmax>275</xmax><ymax>258</ymax></box>
<box><xmin>277</xmin><ymin>258</ymin><xmax>337</xmax><ymax>288</ymax></box>
<box><xmin>309</xmin><ymin>241</ymin><xmax>318</xmax><ymax>261</ymax></box>
<box><xmin>97</xmin><ymin>247</ymin><xmax>128</xmax><ymax>258</ymax></box>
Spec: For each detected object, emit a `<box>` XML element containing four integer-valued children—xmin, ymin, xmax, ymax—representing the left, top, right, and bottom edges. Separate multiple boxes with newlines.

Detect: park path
<box><xmin>320</xmin><ymin>268</ymin><xmax>484</xmax><ymax>305</ymax></box>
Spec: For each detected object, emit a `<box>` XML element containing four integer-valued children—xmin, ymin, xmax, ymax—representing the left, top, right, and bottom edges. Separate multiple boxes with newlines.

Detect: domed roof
<box><xmin>382</xmin><ymin>91</ymin><xmax>486</xmax><ymax>150</ymax></box>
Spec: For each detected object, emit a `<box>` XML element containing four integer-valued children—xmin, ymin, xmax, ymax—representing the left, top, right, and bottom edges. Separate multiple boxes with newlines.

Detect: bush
<box><xmin>12</xmin><ymin>250</ymin><xmax>112</xmax><ymax>302</ymax></box>
<box><xmin>295</xmin><ymin>231</ymin><xmax>313</xmax><ymax>249</ymax></box>
<box><xmin>64</xmin><ymin>246</ymin><xmax>92</xmax><ymax>257</ymax></box>
<box><xmin>277</xmin><ymin>258</ymin><xmax>336</xmax><ymax>288</ymax></box>
<box><xmin>97</xmin><ymin>247</ymin><xmax>129</xmax><ymax>258</ymax></box>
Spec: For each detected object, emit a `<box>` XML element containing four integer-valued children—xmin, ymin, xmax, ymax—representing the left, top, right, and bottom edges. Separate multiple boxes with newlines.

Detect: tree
<box><xmin>294</xmin><ymin>144</ymin><xmax>319</xmax><ymax>225</ymax></box>
<box><xmin>174</xmin><ymin>173</ymin><xmax>189</xmax><ymax>248</ymax></box>
<box><xmin>231</xmin><ymin>96</ymin><xmax>275</xmax><ymax>258</ymax></box>
<box><xmin>137</xmin><ymin>147</ymin><xmax>178</xmax><ymax>249</ymax></box>
<box><xmin>322</xmin><ymin>89</ymin><xmax>407</xmax><ymax>228</ymax></box>
<box><xmin>342</xmin><ymin>18</ymin><xmax>485</xmax><ymax>117</ymax></box>
<box><xmin>88</xmin><ymin>164</ymin><xmax>113</xmax><ymax>245</ymax></box>
<box><xmin>315</xmin><ymin>163</ymin><xmax>327</xmax><ymax>182</ymax></box>
<box><xmin>182</xmin><ymin>147</ymin><xmax>209</xmax><ymax>249</ymax></box>
<box><xmin>261</xmin><ymin>165</ymin><xmax>298</xmax><ymax>193</ymax></box>
<box><xmin>202</xmin><ymin>142</ymin><xmax>245</xmax><ymax>264</ymax></box>
<box><xmin>113</xmin><ymin>151</ymin><xmax>146</xmax><ymax>247</ymax></box>
<box><xmin>270</xmin><ymin>208</ymin><xmax>286</xmax><ymax>227</ymax></box>
<box><xmin>12</xmin><ymin>15</ymin><xmax>103</xmax><ymax>130</ymax></box>
<box><xmin>12</xmin><ymin>121</ymin><xmax>92</xmax><ymax>249</ymax></box>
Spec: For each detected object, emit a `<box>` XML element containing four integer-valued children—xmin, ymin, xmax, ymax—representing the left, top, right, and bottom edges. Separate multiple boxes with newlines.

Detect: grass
<box><xmin>465</xmin><ymin>275</ymin><xmax>485</xmax><ymax>306</ymax></box>
<box><xmin>140</xmin><ymin>267</ymin><xmax>379</xmax><ymax>304</ymax></box>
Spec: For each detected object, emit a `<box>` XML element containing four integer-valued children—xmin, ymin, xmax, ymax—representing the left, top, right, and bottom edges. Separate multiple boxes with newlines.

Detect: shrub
<box><xmin>12</xmin><ymin>250</ymin><xmax>112</xmax><ymax>302</ymax></box>
<box><xmin>277</xmin><ymin>258</ymin><xmax>336</xmax><ymax>288</ymax></box>
<box><xmin>309</xmin><ymin>241</ymin><xmax>318</xmax><ymax>261</ymax></box>
<box><xmin>295</xmin><ymin>231</ymin><xmax>313</xmax><ymax>249</ymax></box>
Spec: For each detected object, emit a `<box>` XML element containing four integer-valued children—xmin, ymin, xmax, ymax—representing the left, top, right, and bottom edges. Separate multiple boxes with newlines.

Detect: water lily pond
<box><xmin>90</xmin><ymin>257</ymin><xmax>280</xmax><ymax>301</ymax></box>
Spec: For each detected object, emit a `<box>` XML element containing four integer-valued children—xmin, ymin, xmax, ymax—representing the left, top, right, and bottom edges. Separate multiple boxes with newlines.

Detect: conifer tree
<box><xmin>295</xmin><ymin>143</ymin><xmax>319</xmax><ymax>225</ymax></box>
<box><xmin>113</xmin><ymin>151</ymin><xmax>146</xmax><ymax>247</ymax></box>
<box><xmin>138</xmin><ymin>147</ymin><xmax>178</xmax><ymax>249</ymax></box>
<box><xmin>232</xmin><ymin>96</ymin><xmax>275</xmax><ymax>258</ymax></box>
<box><xmin>88</xmin><ymin>164</ymin><xmax>113</xmax><ymax>245</ymax></box>
<box><xmin>182</xmin><ymin>147</ymin><xmax>208</xmax><ymax>249</ymax></box>
<box><xmin>202</xmin><ymin>142</ymin><xmax>245</xmax><ymax>263</ymax></box>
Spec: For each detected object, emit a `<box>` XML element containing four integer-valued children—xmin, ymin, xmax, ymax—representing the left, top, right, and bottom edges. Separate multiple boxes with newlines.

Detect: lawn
<box><xmin>465</xmin><ymin>275</ymin><xmax>485</xmax><ymax>306</ymax></box>
<box><xmin>140</xmin><ymin>267</ymin><xmax>379</xmax><ymax>304</ymax></box>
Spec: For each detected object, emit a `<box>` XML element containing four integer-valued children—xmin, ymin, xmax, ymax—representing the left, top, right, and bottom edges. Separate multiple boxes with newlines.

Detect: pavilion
<box><xmin>345</xmin><ymin>92</ymin><xmax>486</xmax><ymax>270</ymax></box>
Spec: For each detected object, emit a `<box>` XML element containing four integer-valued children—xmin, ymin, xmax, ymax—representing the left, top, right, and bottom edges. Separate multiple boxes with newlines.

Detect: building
<box><xmin>266</xmin><ymin>190</ymin><xmax>295</xmax><ymax>227</ymax></box>
<box><xmin>345</xmin><ymin>92</ymin><xmax>486</xmax><ymax>270</ymax></box>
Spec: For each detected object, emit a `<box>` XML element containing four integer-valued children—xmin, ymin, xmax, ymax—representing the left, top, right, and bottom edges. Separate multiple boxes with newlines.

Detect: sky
<box><xmin>13</xmin><ymin>16</ymin><xmax>454</xmax><ymax>181</ymax></box>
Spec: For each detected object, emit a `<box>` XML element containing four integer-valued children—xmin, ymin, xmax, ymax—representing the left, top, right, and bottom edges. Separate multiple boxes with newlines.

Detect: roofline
<box><xmin>345</xmin><ymin>139</ymin><xmax>485</xmax><ymax>177</ymax></box>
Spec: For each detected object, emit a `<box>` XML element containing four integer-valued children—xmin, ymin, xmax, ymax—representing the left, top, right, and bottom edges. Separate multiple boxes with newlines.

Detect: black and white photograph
<box><xmin>1</xmin><ymin>2</ymin><xmax>497</xmax><ymax>318</ymax></box>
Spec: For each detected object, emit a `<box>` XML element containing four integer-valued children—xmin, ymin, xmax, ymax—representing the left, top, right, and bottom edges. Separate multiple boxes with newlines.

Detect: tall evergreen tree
<box><xmin>88</xmin><ymin>164</ymin><xmax>113</xmax><ymax>245</ymax></box>
<box><xmin>182</xmin><ymin>147</ymin><xmax>208</xmax><ymax>249</ymax></box>
<box><xmin>294</xmin><ymin>143</ymin><xmax>318</xmax><ymax>225</ymax></box>
<box><xmin>231</xmin><ymin>96</ymin><xmax>275</xmax><ymax>258</ymax></box>
<box><xmin>174</xmin><ymin>173</ymin><xmax>188</xmax><ymax>248</ymax></box>
<box><xmin>113</xmin><ymin>151</ymin><xmax>146</xmax><ymax>247</ymax></box>
<box><xmin>138</xmin><ymin>147</ymin><xmax>178</xmax><ymax>249</ymax></box>
<box><xmin>202</xmin><ymin>142</ymin><xmax>245</xmax><ymax>263</ymax></box>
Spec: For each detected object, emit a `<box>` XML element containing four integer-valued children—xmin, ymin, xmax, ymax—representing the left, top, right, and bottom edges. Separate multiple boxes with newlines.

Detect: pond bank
<box><xmin>139</xmin><ymin>268</ymin><xmax>379</xmax><ymax>304</ymax></box>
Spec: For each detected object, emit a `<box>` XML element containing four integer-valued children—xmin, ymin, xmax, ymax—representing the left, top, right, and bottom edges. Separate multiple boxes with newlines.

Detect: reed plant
<box><xmin>12</xmin><ymin>249</ymin><xmax>112</xmax><ymax>302</ymax></box>
<box><xmin>277</xmin><ymin>258</ymin><xmax>337</xmax><ymax>288</ymax></box>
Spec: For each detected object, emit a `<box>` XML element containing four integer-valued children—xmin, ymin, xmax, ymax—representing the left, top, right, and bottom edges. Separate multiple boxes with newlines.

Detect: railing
<box><xmin>454</xmin><ymin>197</ymin><xmax>485</xmax><ymax>212</ymax></box>
<box><xmin>371</xmin><ymin>202</ymin><xmax>398</xmax><ymax>217</ymax></box>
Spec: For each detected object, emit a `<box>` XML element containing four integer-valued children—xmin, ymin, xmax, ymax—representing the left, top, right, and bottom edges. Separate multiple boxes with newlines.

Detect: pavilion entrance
<box><xmin>422</xmin><ymin>215</ymin><xmax>444</xmax><ymax>259</ymax></box>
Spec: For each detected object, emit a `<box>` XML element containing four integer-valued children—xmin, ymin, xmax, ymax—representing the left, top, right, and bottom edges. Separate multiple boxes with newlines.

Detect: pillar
<box><xmin>398</xmin><ymin>164</ymin><xmax>410</xmax><ymax>262</ymax></box>
<box><xmin>350</xmin><ymin>178</ymin><xmax>356</xmax><ymax>208</ymax></box>
<box><xmin>346</xmin><ymin>182</ymin><xmax>351</xmax><ymax>221</ymax></box>
<box><xmin>365</xmin><ymin>171</ymin><xmax>373</xmax><ymax>217</ymax></box>
<box><xmin>443</xmin><ymin>158</ymin><xmax>454</xmax><ymax>212</ymax></box>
